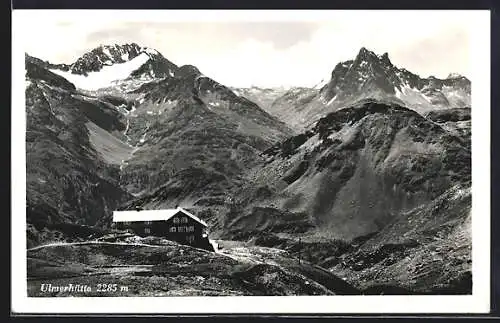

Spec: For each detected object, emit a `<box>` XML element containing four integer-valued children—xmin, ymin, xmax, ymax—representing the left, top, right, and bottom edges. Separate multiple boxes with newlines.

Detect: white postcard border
<box><xmin>11</xmin><ymin>9</ymin><xmax>491</xmax><ymax>314</ymax></box>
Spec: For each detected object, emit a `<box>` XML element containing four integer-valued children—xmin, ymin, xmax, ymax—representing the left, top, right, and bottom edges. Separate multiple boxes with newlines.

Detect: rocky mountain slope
<box><xmin>265</xmin><ymin>87</ymin><xmax>321</xmax><ymax>129</ymax></box>
<box><xmin>330</xmin><ymin>184</ymin><xmax>471</xmax><ymax>294</ymax></box>
<box><xmin>25</xmin><ymin>55</ymin><xmax>133</xmax><ymax>248</ymax></box>
<box><xmin>26</xmin><ymin>44</ymin><xmax>293</xmax><ymax>245</ymax></box>
<box><xmin>236</xmin><ymin>188</ymin><xmax>471</xmax><ymax>294</ymax></box>
<box><xmin>111</xmin><ymin>66</ymin><xmax>293</xmax><ymax>234</ymax></box>
<box><xmin>230</xmin><ymin>86</ymin><xmax>291</xmax><ymax>114</ymax></box>
<box><xmin>225</xmin><ymin>100</ymin><xmax>470</xmax><ymax>240</ymax></box>
<box><xmin>261</xmin><ymin>47</ymin><xmax>471</xmax><ymax>131</ymax></box>
<box><xmin>216</xmin><ymin>99</ymin><xmax>472</xmax><ymax>293</ymax></box>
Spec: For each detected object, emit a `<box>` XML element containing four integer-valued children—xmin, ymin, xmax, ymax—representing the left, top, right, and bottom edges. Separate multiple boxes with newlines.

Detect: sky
<box><xmin>18</xmin><ymin>10</ymin><xmax>472</xmax><ymax>88</ymax></box>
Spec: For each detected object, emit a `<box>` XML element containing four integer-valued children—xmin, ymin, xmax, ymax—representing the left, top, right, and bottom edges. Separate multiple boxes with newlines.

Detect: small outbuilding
<box><xmin>112</xmin><ymin>207</ymin><xmax>214</xmax><ymax>251</ymax></box>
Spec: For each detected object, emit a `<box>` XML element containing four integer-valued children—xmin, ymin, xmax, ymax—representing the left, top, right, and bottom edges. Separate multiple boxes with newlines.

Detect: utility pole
<box><xmin>298</xmin><ymin>237</ymin><xmax>301</xmax><ymax>265</ymax></box>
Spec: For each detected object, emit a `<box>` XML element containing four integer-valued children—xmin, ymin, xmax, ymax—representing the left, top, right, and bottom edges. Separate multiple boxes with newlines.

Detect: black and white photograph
<box><xmin>11</xmin><ymin>9</ymin><xmax>491</xmax><ymax>314</ymax></box>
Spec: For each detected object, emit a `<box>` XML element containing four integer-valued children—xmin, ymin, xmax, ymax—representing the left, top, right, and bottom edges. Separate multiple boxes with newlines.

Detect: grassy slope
<box><xmin>331</xmin><ymin>185</ymin><xmax>471</xmax><ymax>294</ymax></box>
<box><xmin>226</xmin><ymin>101</ymin><xmax>470</xmax><ymax>241</ymax></box>
<box><xmin>217</xmin><ymin>102</ymin><xmax>471</xmax><ymax>294</ymax></box>
<box><xmin>99</xmin><ymin>72</ymin><xmax>295</xmax><ymax>233</ymax></box>
<box><xmin>25</xmin><ymin>61</ymin><xmax>133</xmax><ymax>247</ymax></box>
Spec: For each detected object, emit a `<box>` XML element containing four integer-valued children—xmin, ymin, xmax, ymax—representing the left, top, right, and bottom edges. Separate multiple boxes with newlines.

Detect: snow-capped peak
<box><xmin>354</xmin><ymin>47</ymin><xmax>393</xmax><ymax>68</ymax></box>
<box><xmin>68</xmin><ymin>43</ymin><xmax>145</xmax><ymax>75</ymax></box>
<box><xmin>50</xmin><ymin>52</ymin><xmax>151</xmax><ymax>91</ymax></box>
<box><xmin>98</xmin><ymin>43</ymin><xmax>141</xmax><ymax>57</ymax></box>
<box><xmin>356</xmin><ymin>47</ymin><xmax>378</xmax><ymax>61</ymax></box>
<box><xmin>318</xmin><ymin>47</ymin><xmax>471</xmax><ymax>113</ymax></box>
<box><xmin>44</xmin><ymin>42</ymin><xmax>181</xmax><ymax>91</ymax></box>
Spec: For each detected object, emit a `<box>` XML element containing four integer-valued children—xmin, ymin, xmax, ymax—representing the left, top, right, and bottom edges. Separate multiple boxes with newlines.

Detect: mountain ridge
<box><xmin>248</xmin><ymin>47</ymin><xmax>471</xmax><ymax>131</ymax></box>
<box><xmin>25</xmin><ymin>44</ymin><xmax>294</xmax><ymax>243</ymax></box>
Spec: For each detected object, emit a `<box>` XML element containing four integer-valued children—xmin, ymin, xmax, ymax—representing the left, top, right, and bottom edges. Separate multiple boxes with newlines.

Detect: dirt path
<box><xmin>216</xmin><ymin>244</ymin><xmax>360</xmax><ymax>295</ymax></box>
<box><xmin>27</xmin><ymin>240</ymin><xmax>167</xmax><ymax>252</ymax></box>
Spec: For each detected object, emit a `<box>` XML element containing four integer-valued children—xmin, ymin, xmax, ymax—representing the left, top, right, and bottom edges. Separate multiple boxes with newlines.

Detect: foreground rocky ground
<box><xmin>27</xmin><ymin>190</ymin><xmax>471</xmax><ymax>297</ymax></box>
<box><xmin>27</xmin><ymin>235</ymin><xmax>358</xmax><ymax>296</ymax></box>
<box><xmin>243</xmin><ymin>185</ymin><xmax>472</xmax><ymax>295</ymax></box>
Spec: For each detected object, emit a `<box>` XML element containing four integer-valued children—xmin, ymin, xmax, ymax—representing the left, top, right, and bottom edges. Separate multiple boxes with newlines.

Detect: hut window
<box><xmin>173</xmin><ymin>217</ymin><xmax>180</xmax><ymax>224</ymax></box>
<box><xmin>188</xmin><ymin>226</ymin><xmax>194</xmax><ymax>232</ymax></box>
<box><xmin>187</xmin><ymin>235</ymin><xmax>195</xmax><ymax>243</ymax></box>
<box><xmin>145</xmin><ymin>221</ymin><xmax>152</xmax><ymax>225</ymax></box>
<box><xmin>170</xmin><ymin>227</ymin><xmax>176</xmax><ymax>233</ymax></box>
<box><xmin>181</xmin><ymin>217</ymin><xmax>188</xmax><ymax>223</ymax></box>
<box><xmin>144</xmin><ymin>228</ymin><xmax>151</xmax><ymax>234</ymax></box>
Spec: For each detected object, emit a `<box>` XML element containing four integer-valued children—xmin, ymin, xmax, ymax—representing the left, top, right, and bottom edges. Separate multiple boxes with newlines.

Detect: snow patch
<box><xmin>49</xmin><ymin>53</ymin><xmax>151</xmax><ymax>91</ymax></box>
<box><xmin>394</xmin><ymin>86</ymin><xmax>402</xmax><ymax>99</ymax></box>
<box><xmin>326</xmin><ymin>95</ymin><xmax>337</xmax><ymax>105</ymax></box>
<box><xmin>123</xmin><ymin>119</ymin><xmax>131</xmax><ymax>140</ymax></box>
<box><xmin>396</xmin><ymin>84</ymin><xmax>432</xmax><ymax>105</ymax></box>
<box><xmin>138</xmin><ymin>125</ymin><xmax>150</xmax><ymax>144</ymax></box>
<box><xmin>102</xmin><ymin>47</ymin><xmax>111</xmax><ymax>58</ymax></box>
<box><xmin>450</xmin><ymin>186</ymin><xmax>470</xmax><ymax>200</ymax></box>
<box><xmin>455</xmin><ymin>120</ymin><xmax>471</xmax><ymax>129</ymax></box>
<box><xmin>117</xmin><ymin>103</ymin><xmax>129</xmax><ymax>115</ymax></box>
<box><xmin>298</xmin><ymin>133</ymin><xmax>321</xmax><ymax>152</ymax></box>
<box><xmin>121</xmin><ymin>52</ymin><xmax>130</xmax><ymax>61</ymax></box>
<box><xmin>447</xmin><ymin>73</ymin><xmax>463</xmax><ymax>79</ymax></box>
<box><xmin>195</xmin><ymin>74</ymin><xmax>207</xmax><ymax>81</ymax></box>
<box><xmin>143</xmin><ymin>47</ymin><xmax>159</xmax><ymax>56</ymax></box>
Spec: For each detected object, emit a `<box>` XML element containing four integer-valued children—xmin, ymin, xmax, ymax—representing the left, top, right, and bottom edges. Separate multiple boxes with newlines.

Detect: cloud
<box><xmin>392</xmin><ymin>27</ymin><xmax>470</xmax><ymax>78</ymax></box>
<box><xmin>19</xmin><ymin>11</ymin><xmax>472</xmax><ymax>87</ymax></box>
